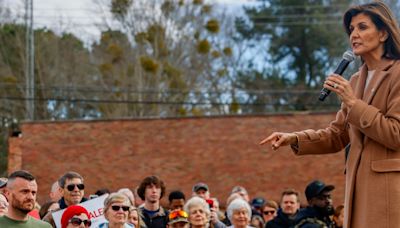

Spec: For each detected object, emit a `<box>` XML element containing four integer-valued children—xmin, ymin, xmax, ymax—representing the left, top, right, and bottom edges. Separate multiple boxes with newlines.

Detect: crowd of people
<box><xmin>0</xmin><ymin>170</ymin><xmax>344</xmax><ymax>228</ymax></box>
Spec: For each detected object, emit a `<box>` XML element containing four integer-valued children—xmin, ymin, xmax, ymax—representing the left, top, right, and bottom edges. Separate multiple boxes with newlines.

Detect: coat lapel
<box><xmin>355</xmin><ymin>64</ymin><xmax>367</xmax><ymax>100</ymax></box>
<box><xmin>362</xmin><ymin>59</ymin><xmax>394</xmax><ymax>104</ymax></box>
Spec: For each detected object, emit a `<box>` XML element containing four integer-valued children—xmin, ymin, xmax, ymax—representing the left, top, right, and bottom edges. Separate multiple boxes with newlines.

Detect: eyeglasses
<box><xmin>263</xmin><ymin>210</ymin><xmax>276</xmax><ymax>215</ymax></box>
<box><xmin>69</xmin><ymin>217</ymin><xmax>92</xmax><ymax>227</ymax></box>
<box><xmin>169</xmin><ymin>210</ymin><xmax>188</xmax><ymax>220</ymax></box>
<box><xmin>111</xmin><ymin>205</ymin><xmax>130</xmax><ymax>212</ymax></box>
<box><xmin>66</xmin><ymin>184</ymin><xmax>85</xmax><ymax>191</ymax></box>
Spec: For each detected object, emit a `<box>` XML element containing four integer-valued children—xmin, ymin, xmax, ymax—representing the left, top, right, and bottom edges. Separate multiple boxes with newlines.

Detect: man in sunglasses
<box><xmin>294</xmin><ymin>180</ymin><xmax>335</xmax><ymax>228</ymax></box>
<box><xmin>43</xmin><ymin>171</ymin><xmax>89</xmax><ymax>226</ymax></box>
<box><xmin>266</xmin><ymin>189</ymin><xmax>300</xmax><ymax>228</ymax></box>
<box><xmin>0</xmin><ymin>170</ymin><xmax>52</xmax><ymax>227</ymax></box>
<box><xmin>58</xmin><ymin>171</ymin><xmax>88</xmax><ymax>209</ymax></box>
<box><xmin>137</xmin><ymin>175</ymin><xmax>169</xmax><ymax>228</ymax></box>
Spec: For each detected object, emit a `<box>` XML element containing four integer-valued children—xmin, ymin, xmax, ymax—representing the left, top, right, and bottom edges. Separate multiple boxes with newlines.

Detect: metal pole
<box><xmin>25</xmin><ymin>0</ymin><xmax>34</xmax><ymax>120</ymax></box>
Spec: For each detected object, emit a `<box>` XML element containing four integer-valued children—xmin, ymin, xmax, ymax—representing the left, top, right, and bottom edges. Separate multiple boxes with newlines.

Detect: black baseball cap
<box><xmin>251</xmin><ymin>197</ymin><xmax>265</xmax><ymax>208</ymax></box>
<box><xmin>305</xmin><ymin>180</ymin><xmax>335</xmax><ymax>201</ymax></box>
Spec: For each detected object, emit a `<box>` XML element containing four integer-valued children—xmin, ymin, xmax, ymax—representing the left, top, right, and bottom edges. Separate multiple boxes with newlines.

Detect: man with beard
<box><xmin>137</xmin><ymin>175</ymin><xmax>169</xmax><ymax>228</ymax></box>
<box><xmin>0</xmin><ymin>170</ymin><xmax>52</xmax><ymax>227</ymax></box>
<box><xmin>294</xmin><ymin>180</ymin><xmax>335</xmax><ymax>228</ymax></box>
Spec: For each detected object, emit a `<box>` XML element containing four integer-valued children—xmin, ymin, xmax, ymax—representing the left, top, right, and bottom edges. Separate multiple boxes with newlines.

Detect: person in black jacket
<box><xmin>265</xmin><ymin>189</ymin><xmax>300</xmax><ymax>228</ymax></box>
<box><xmin>294</xmin><ymin>180</ymin><xmax>335</xmax><ymax>228</ymax></box>
<box><xmin>137</xmin><ymin>175</ymin><xmax>169</xmax><ymax>228</ymax></box>
<box><xmin>57</xmin><ymin>171</ymin><xmax>88</xmax><ymax>209</ymax></box>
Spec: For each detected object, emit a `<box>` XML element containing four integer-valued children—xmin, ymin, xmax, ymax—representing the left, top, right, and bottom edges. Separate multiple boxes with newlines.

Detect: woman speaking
<box><xmin>260</xmin><ymin>2</ymin><xmax>400</xmax><ymax>228</ymax></box>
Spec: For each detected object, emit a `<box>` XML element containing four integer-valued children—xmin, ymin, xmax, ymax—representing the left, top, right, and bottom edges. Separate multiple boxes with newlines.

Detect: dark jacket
<box><xmin>293</xmin><ymin>207</ymin><xmax>333</xmax><ymax>228</ymax></box>
<box><xmin>265</xmin><ymin>208</ymin><xmax>297</xmax><ymax>228</ymax></box>
<box><xmin>139</xmin><ymin>206</ymin><xmax>169</xmax><ymax>228</ymax></box>
<box><xmin>58</xmin><ymin>197</ymin><xmax>88</xmax><ymax>209</ymax></box>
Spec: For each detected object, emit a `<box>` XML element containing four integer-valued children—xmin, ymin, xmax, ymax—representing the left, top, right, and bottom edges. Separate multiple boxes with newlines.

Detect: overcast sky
<box><xmin>3</xmin><ymin>0</ymin><xmax>256</xmax><ymax>46</ymax></box>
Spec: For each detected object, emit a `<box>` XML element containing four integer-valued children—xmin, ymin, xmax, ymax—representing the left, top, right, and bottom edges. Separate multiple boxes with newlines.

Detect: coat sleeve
<box><xmin>290</xmin><ymin>73</ymin><xmax>361</xmax><ymax>155</ymax></box>
<box><xmin>346</xmin><ymin>75</ymin><xmax>400</xmax><ymax>151</ymax></box>
<box><xmin>292</xmin><ymin>103</ymin><xmax>350</xmax><ymax>155</ymax></box>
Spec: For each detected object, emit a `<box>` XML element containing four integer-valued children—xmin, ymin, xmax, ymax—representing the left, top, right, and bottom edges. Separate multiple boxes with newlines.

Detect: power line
<box><xmin>0</xmin><ymin>95</ymin><xmax>338</xmax><ymax>107</ymax></box>
<box><xmin>0</xmin><ymin>83</ymin><xmax>321</xmax><ymax>95</ymax></box>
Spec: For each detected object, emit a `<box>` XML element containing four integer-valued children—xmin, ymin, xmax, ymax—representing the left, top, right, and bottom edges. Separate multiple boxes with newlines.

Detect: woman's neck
<box><xmin>362</xmin><ymin>48</ymin><xmax>384</xmax><ymax>70</ymax></box>
<box><xmin>109</xmin><ymin>222</ymin><xmax>125</xmax><ymax>228</ymax></box>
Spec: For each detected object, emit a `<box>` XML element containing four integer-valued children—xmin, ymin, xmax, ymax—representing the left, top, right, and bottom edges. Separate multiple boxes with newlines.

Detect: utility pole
<box><xmin>25</xmin><ymin>0</ymin><xmax>34</xmax><ymax>120</ymax></box>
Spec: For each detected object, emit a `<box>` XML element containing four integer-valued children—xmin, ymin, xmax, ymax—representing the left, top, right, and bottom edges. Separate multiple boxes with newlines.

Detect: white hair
<box><xmin>227</xmin><ymin>198</ymin><xmax>252</xmax><ymax>222</ymax></box>
<box><xmin>51</xmin><ymin>181</ymin><xmax>59</xmax><ymax>192</ymax></box>
<box><xmin>117</xmin><ymin>188</ymin><xmax>135</xmax><ymax>205</ymax></box>
<box><xmin>183</xmin><ymin>196</ymin><xmax>210</xmax><ymax>218</ymax></box>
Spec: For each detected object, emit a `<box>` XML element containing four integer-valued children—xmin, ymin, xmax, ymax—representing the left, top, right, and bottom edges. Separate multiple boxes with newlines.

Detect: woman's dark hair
<box><xmin>39</xmin><ymin>201</ymin><xmax>57</xmax><ymax>219</ymax></box>
<box><xmin>343</xmin><ymin>2</ymin><xmax>400</xmax><ymax>59</ymax></box>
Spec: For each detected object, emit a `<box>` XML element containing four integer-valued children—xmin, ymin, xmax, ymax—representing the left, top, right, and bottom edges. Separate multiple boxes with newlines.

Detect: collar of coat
<box><xmin>355</xmin><ymin>57</ymin><xmax>394</xmax><ymax>103</ymax></box>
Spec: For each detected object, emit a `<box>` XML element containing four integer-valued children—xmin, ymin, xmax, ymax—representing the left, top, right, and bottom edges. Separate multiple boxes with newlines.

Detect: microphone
<box><xmin>319</xmin><ymin>50</ymin><xmax>356</xmax><ymax>101</ymax></box>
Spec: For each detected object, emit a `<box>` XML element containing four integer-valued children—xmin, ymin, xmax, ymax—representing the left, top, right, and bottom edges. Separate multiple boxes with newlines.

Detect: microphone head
<box><xmin>343</xmin><ymin>50</ymin><xmax>356</xmax><ymax>62</ymax></box>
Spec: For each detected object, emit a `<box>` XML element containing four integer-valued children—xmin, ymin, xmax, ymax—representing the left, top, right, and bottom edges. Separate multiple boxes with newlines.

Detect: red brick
<box><xmin>8</xmin><ymin>113</ymin><xmax>345</xmax><ymax>207</ymax></box>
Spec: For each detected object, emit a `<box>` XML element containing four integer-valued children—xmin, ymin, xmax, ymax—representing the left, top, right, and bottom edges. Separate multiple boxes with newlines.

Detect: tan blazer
<box><xmin>293</xmin><ymin>58</ymin><xmax>400</xmax><ymax>228</ymax></box>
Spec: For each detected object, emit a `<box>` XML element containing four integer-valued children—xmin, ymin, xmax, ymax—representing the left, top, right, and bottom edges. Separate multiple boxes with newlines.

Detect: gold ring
<box><xmin>333</xmin><ymin>83</ymin><xmax>338</xmax><ymax>89</ymax></box>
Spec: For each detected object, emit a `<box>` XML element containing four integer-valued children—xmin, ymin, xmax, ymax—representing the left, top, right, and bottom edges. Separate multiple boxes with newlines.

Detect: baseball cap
<box><xmin>168</xmin><ymin>210</ymin><xmax>189</xmax><ymax>225</ymax></box>
<box><xmin>231</xmin><ymin>186</ymin><xmax>248</xmax><ymax>195</ymax></box>
<box><xmin>251</xmin><ymin>197</ymin><xmax>265</xmax><ymax>208</ymax></box>
<box><xmin>305</xmin><ymin>180</ymin><xmax>335</xmax><ymax>201</ymax></box>
<box><xmin>169</xmin><ymin>217</ymin><xmax>189</xmax><ymax>225</ymax></box>
<box><xmin>192</xmin><ymin>182</ymin><xmax>209</xmax><ymax>192</ymax></box>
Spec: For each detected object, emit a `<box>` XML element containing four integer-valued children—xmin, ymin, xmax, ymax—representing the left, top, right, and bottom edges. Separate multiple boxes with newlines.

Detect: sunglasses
<box><xmin>69</xmin><ymin>217</ymin><xmax>91</xmax><ymax>227</ymax></box>
<box><xmin>169</xmin><ymin>210</ymin><xmax>188</xmax><ymax>220</ymax></box>
<box><xmin>263</xmin><ymin>210</ymin><xmax>276</xmax><ymax>215</ymax></box>
<box><xmin>66</xmin><ymin>184</ymin><xmax>85</xmax><ymax>191</ymax></box>
<box><xmin>111</xmin><ymin>205</ymin><xmax>130</xmax><ymax>212</ymax></box>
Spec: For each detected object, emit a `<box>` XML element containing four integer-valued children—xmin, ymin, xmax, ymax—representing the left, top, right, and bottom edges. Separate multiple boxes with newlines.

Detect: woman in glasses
<box><xmin>183</xmin><ymin>196</ymin><xmax>211</xmax><ymax>228</ymax></box>
<box><xmin>99</xmin><ymin>193</ymin><xmax>133</xmax><ymax>228</ymax></box>
<box><xmin>61</xmin><ymin>205</ymin><xmax>91</xmax><ymax>228</ymax></box>
<box><xmin>260</xmin><ymin>200</ymin><xmax>278</xmax><ymax>224</ymax></box>
<box><xmin>226</xmin><ymin>198</ymin><xmax>252</xmax><ymax>228</ymax></box>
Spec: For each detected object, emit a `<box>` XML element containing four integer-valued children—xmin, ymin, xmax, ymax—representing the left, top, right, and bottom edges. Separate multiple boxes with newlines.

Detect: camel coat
<box><xmin>293</xmin><ymin>58</ymin><xmax>400</xmax><ymax>228</ymax></box>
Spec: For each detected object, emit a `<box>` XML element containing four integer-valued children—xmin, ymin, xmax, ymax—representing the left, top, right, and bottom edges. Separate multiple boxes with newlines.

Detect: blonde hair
<box><xmin>103</xmin><ymin>192</ymin><xmax>131</xmax><ymax>213</ymax></box>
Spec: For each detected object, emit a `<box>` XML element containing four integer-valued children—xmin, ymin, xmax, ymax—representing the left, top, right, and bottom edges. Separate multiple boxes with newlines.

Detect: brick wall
<box><xmin>8</xmin><ymin>112</ymin><xmax>346</xmax><ymax>208</ymax></box>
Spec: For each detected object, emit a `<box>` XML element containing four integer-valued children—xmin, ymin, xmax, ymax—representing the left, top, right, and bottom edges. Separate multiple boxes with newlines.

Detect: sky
<box><xmin>4</xmin><ymin>0</ymin><xmax>256</xmax><ymax>45</ymax></box>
